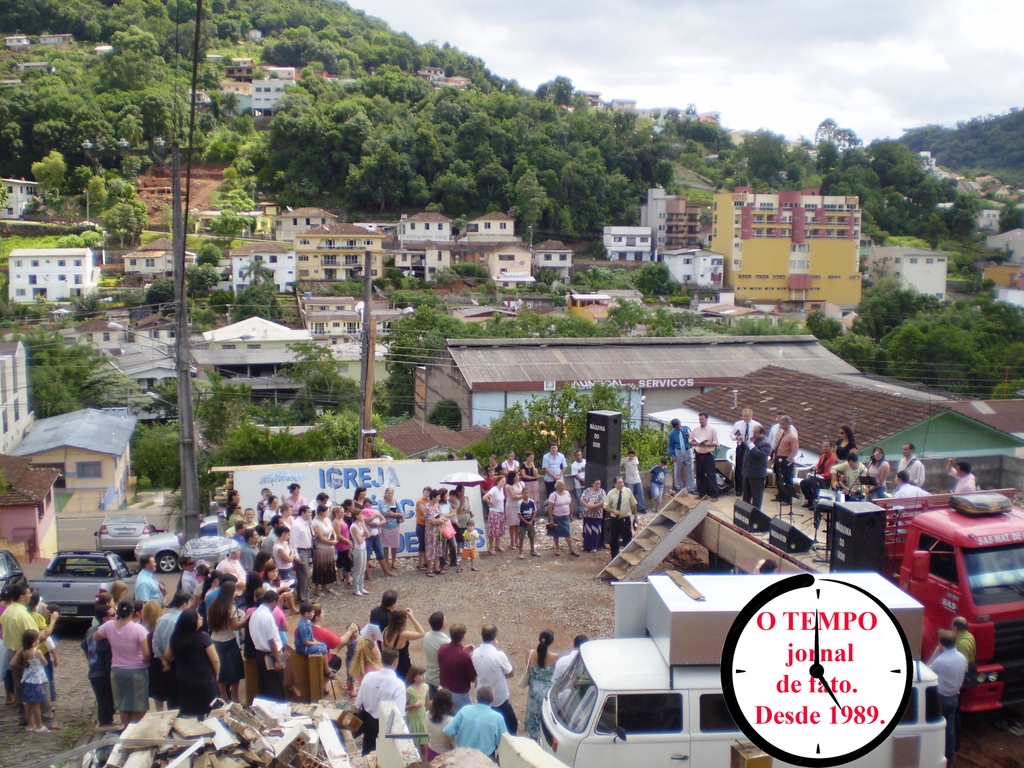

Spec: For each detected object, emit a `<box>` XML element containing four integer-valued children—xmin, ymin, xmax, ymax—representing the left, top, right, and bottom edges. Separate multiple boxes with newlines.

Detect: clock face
<box><xmin>721</xmin><ymin>574</ymin><xmax>913</xmax><ymax>767</ymax></box>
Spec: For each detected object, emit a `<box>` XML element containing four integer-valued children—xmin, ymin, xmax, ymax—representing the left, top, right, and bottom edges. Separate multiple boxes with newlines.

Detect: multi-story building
<box><xmin>532</xmin><ymin>240</ymin><xmax>574</xmax><ymax>280</ymax></box>
<box><xmin>8</xmin><ymin>248</ymin><xmax>100</xmax><ymax>302</ymax></box>
<box><xmin>225</xmin><ymin>57</ymin><xmax>254</xmax><ymax>81</ymax></box>
<box><xmin>662</xmin><ymin>248</ymin><xmax>725</xmax><ymax>289</ymax></box>
<box><xmin>229</xmin><ymin>242</ymin><xmax>295</xmax><ymax>293</ymax></box>
<box><xmin>867</xmin><ymin>246</ymin><xmax>947</xmax><ymax>300</ymax></box>
<box><xmin>294</xmin><ymin>223</ymin><xmax>385</xmax><ymax>281</ymax></box>
<box><xmin>640</xmin><ymin>187</ymin><xmax>704</xmax><ymax>251</ymax></box>
<box><xmin>0</xmin><ymin>341</ymin><xmax>35</xmax><ymax>455</ymax></box>
<box><xmin>710</xmin><ymin>187</ymin><xmax>863</xmax><ymax>306</ymax></box>
<box><xmin>273</xmin><ymin>207</ymin><xmax>334</xmax><ymax>242</ymax></box>
<box><xmin>220</xmin><ymin>80</ymin><xmax>253</xmax><ymax>113</ymax></box>
<box><xmin>602</xmin><ymin>226</ymin><xmax>654</xmax><ymax>261</ymax></box>
<box><xmin>462</xmin><ymin>212</ymin><xmax>515</xmax><ymax>242</ymax></box>
<box><xmin>4</xmin><ymin>36</ymin><xmax>30</xmax><ymax>51</ymax></box>
<box><xmin>252</xmin><ymin>66</ymin><xmax>295</xmax><ymax>115</ymax></box>
<box><xmin>397</xmin><ymin>212</ymin><xmax>453</xmax><ymax>242</ymax></box>
<box><xmin>390</xmin><ymin>241</ymin><xmax>452</xmax><ymax>280</ymax></box>
<box><xmin>1</xmin><ymin>178</ymin><xmax>39</xmax><ymax>219</ymax></box>
<box><xmin>122</xmin><ymin>238</ymin><xmax>196</xmax><ymax>280</ymax></box>
<box><xmin>456</xmin><ymin>243</ymin><xmax>534</xmax><ymax>286</ymax></box>
<box><xmin>298</xmin><ymin>295</ymin><xmax>404</xmax><ymax>341</ymax></box>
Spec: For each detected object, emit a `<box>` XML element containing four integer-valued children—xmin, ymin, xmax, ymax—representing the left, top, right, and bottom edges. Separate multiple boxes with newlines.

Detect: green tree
<box><xmin>607</xmin><ymin>299</ymin><xmax>649</xmax><ymax>336</ymax></box>
<box><xmin>805</xmin><ymin>310</ymin><xmax>843</xmax><ymax>341</ymax></box>
<box><xmin>185</xmin><ymin>264</ymin><xmax>220</xmax><ymax>297</ymax></box>
<box><xmin>71</xmin><ymin>292</ymin><xmax>104</xmax><ymax>320</ymax></box>
<box><xmin>1000</xmin><ymin>205</ymin><xmax>1023</xmax><ymax>233</ymax></box>
<box><xmin>85</xmin><ymin>176</ymin><xmax>107</xmax><ymax>212</ymax></box>
<box><xmin>31</xmin><ymin>150</ymin><xmax>66</xmax><ymax>197</ymax></box>
<box><xmin>428</xmin><ymin>399</ymin><xmax>462</xmax><ymax>430</ymax></box>
<box><xmin>146</xmin><ymin>279</ymin><xmax>176</xmax><ymax>305</ymax></box>
<box><xmin>240</xmin><ymin>257</ymin><xmax>274</xmax><ymax>286</ymax></box>
<box><xmin>285</xmin><ymin>341</ymin><xmax>361</xmax><ymax>422</ymax></box>
<box><xmin>105</xmin><ymin>201</ymin><xmax>146</xmax><ymax>247</ymax></box>
<box><xmin>852</xmin><ymin>274</ymin><xmax>939</xmax><ymax>340</ymax></box>
<box><xmin>196</xmin><ymin>242</ymin><xmax>222</xmax><ymax>267</ymax></box>
<box><xmin>510</xmin><ymin>168</ymin><xmax>548</xmax><ymax>233</ymax></box>
<box><xmin>233</xmin><ymin>281</ymin><xmax>281</xmax><ymax>322</ymax></box>
<box><xmin>741</xmin><ymin>130</ymin><xmax>788</xmax><ymax>184</ymax></box>
<box><xmin>209</xmin><ymin>211</ymin><xmax>253</xmax><ymax>240</ymax></box>
<box><xmin>632</xmin><ymin>263</ymin><xmax>677</xmax><ymax>296</ymax></box>
<box><xmin>132</xmin><ymin>423</ymin><xmax>181</xmax><ymax>489</ymax></box>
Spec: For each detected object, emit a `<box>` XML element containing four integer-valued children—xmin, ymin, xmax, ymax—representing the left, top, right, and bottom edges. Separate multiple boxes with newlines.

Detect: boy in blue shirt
<box><xmin>295</xmin><ymin>602</ymin><xmax>328</xmax><ymax>656</ymax></box>
<box><xmin>649</xmin><ymin>459</ymin><xmax>668</xmax><ymax>508</ymax></box>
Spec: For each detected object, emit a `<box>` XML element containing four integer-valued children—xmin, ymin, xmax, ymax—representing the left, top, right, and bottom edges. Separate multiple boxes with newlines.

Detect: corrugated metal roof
<box><xmin>948</xmin><ymin>399</ymin><xmax>1024</xmax><ymax>435</ymax></box>
<box><xmin>445</xmin><ymin>336</ymin><xmax>857</xmax><ymax>387</ymax></box>
<box><xmin>13</xmin><ymin>408</ymin><xmax>136</xmax><ymax>457</ymax></box>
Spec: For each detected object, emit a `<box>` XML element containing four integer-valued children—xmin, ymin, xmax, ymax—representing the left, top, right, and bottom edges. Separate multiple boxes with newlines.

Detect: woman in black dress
<box><xmin>381</xmin><ymin>607</ymin><xmax>425</xmax><ymax>680</ymax></box>
<box><xmin>836</xmin><ymin>425</ymin><xmax>857</xmax><ymax>461</ymax></box>
<box><xmin>163</xmin><ymin>609</ymin><xmax>220</xmax><ymax>717</ymax></box>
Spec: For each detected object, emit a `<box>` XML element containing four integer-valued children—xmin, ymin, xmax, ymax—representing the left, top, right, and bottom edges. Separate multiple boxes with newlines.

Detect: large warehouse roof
<box><xmin>444</xmin><ymin>335</ymin><xmax>859</xmax><ymax>390</ymax></box>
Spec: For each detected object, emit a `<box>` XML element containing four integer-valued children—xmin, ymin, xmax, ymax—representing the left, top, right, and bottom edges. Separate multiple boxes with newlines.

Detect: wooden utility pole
<box><xmin>357</xmin><ymin>250</ymin><xmax>377</xmax><ymax>459</ymax></box>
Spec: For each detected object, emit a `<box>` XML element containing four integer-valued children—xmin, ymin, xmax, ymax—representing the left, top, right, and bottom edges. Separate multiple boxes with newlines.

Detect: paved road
<box><xmin>54</xmin><ymin>507</ymin><xmax>174</xmax><ymax>554</ymax></box>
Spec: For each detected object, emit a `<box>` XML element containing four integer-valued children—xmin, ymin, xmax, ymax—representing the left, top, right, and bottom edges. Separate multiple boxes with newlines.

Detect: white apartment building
<box><xmin>252</xmin><ymin>66</ymin><xmax>295</xmax><ymax>114</ymax></box>
<box><xmin>662</xmin><ymin>248</ymin><xmax>725</xmax><ymax>288</ymax></box>
<box><xmin>867</xmin><ymin>246</ymin><xmax>948</xmax><ymax>300</ymax></box>
<box><xmin>2</xmin><ymin>178</ymin><xmax>39</xmax><ymax>219</ymax></box>
<box><xmin>122</xmin><ymin>238</ymin><xmax>196</xmax><ymax>279</ymax></box>
<box><xmin>8</xmin><ymin>248</ymin><xmax>100</xmax><ymax>302</ymax></box>
<box><xmin>462</xmin><ymin>212</ymin><xmax>515</xmax><ymax>242</ymax></box>
<box><xmin>0</xmin><ymin>341</ymin><xmax>34</xmax><ymax>455</ymax></box>
<box><xmin>229</xmin><ymin>242</ymin><xmax>296</xmax><ymax>293</ymax></box>
<box><xmin>397</xmin><ymin>212</ymin><xmax>453</xmax><ymax>242</ymax></box>
<box><xmin>977</xmin><ymin>208</ymin><xmax>1001</xmax><ymax>233</ymax></box>
<box><xmin>532</xmin><ymin>239</ymin><xmax>574</xmax><ymax>280</ymax></box>
<box><xmin>273</xmin><ymin>207</ymin><xmax>334</xmax><ymax>242</ymax></box>
<box><xmin>602</xmin><ymin>226</ymin><xmax>654</xmax><ymax>261</ymax></box>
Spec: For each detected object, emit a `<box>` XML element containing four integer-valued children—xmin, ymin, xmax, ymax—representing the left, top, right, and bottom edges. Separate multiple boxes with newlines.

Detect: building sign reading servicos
<box><xmin>571</xmin><ymin>378</ymin><xmax>695</xmax><ymax>389</ymax></box>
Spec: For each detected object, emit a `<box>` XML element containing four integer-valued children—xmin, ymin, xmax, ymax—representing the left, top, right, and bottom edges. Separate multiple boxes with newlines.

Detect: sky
<box><xmin>353</xmin><ymin>0</ymin><xmax>1022</xmax><ymax>143</ymax></box>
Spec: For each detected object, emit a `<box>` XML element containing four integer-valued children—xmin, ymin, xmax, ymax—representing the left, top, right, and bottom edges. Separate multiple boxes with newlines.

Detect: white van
<box><xmin>540</xmin><ymin>574</ymin><xmax>948</xmax><ymax>768</ymax></box>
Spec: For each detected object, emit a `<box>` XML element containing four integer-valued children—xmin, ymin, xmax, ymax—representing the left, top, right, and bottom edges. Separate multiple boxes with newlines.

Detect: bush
<box><xmin>196</xmin><ymin>242</ymin><xmax>222</xmax><ymax>267</ymax></box>
<box><xmin>452</xmin><ymin>262</ymin><xmax>488</xmax><ymax>279</ymax></box>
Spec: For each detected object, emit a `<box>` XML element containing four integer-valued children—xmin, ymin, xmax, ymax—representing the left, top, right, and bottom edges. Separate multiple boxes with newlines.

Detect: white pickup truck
<box><xmin>541</xmin><ymin>573</ymin><xmax>947</xmax><ymax>768</ymax></box>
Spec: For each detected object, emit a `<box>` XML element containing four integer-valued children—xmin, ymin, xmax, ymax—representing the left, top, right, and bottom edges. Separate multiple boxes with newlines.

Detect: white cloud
<box><xmin>353</xmin><ymin>0</ymin><xmax>1024</xmax><ymax>141</ymax></box>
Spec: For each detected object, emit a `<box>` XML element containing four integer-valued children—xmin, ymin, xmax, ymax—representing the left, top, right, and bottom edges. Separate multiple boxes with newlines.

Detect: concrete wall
<box><xmin>918</xmin><ymin>454</ymin><xmax>1024</xmax><ymax>494</ymax></box>
<box><xmin>377</xmin><ymin>699</ymin><xmax>421</xmax><ymax>768</ymax></box>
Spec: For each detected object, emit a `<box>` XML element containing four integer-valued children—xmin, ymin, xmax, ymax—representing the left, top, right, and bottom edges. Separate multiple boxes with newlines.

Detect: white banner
<box><xmin>228</xmin><ymin>458</ymin><xmax>485</xmax><ymax>556</ymax></box>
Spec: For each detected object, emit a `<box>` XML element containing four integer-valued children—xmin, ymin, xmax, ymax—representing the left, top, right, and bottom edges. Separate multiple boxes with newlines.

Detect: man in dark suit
<box><xmin>741</xmin><ymin>424</ymin><xmax>772</xmax><ymax>511</ymax></box>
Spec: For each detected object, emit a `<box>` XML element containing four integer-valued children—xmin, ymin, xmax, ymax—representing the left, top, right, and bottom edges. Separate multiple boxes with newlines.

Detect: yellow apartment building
<box><xmin>294</xmin><ymin>223</ymin><xmax>385</xmax><ymax>282</ymax></box>
<box><xmin>710</xmin><ymin>187</ymin><xmax>863</xmax><ymax>306</ymax></box>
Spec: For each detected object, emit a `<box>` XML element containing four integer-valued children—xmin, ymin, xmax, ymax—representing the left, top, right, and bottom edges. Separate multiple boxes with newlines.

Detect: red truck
<box><xmin>688</xmin><ymin>489</ymin><xmax>1024</xmax><ymax>712</ymax></box>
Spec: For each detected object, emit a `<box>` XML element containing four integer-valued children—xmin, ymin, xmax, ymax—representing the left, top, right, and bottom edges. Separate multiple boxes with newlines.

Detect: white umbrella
<box><xmin>440</xmin><ymin>471</ymin><xmax>486</xmax><ymax>486</ymax></box>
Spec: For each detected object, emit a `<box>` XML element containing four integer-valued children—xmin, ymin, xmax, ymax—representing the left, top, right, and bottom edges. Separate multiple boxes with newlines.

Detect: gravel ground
<box><xmin>3</xmin><ymin>512</ymin><xmax>1021</xmax><ymax>768</ymax></box>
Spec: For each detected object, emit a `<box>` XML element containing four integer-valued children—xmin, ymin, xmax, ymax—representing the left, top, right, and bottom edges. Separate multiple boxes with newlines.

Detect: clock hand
<box><xmin>814</xmin><ymin>609</ymin><xmax>820</xmax><ymax>665</ymax></box>
<box><xmin>816</xmin><ymin>671</ymin><xmax>842</xmax><ymax>710</ymax></box>
<box><xmin>808</xmin><ymin>609</ymin><xmax>841</xmax><ymax>707</ymax></box>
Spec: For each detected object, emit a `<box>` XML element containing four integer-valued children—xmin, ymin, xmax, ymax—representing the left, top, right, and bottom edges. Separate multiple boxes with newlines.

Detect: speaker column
<box><xmin>830</xmin><ymin>501</ymin><xmax>887</xmax><ymax>572</ymax></box>
<box><xmin>585</xmin><ymin>410</ymin><xmax>622</xmax><ymax>491</ymax></box>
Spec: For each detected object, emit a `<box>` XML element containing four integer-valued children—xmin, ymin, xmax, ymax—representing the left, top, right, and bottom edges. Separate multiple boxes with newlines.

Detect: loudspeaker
<box><xmin>586</xmin><ymin>410</ymin><xmax>622</xmax><ymax>466</ymax></box>
<box><xmin>769</xmin><ymin>517</ymin><xmax>813</xmax><ymax>554</ymax></box>
<box><xmin>830</xmin><ymin>501</ymin><xmax>887</xmax><ymax>572</ymax></box>
<box><xmin>734</xmin><ymin>500</ymin><xmax>771</xmax><ymax>533</ymax></box>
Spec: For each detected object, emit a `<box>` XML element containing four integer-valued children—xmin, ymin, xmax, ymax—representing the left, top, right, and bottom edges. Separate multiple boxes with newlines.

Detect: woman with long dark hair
<box><xmin>164</xmin><ymin>609</ymin><xmax>220</xmax><ymax>717</ymax></box>
<box><xmin>425</xmin><ymin>688</ymin><xmax>455</xmax><ymax>760</ymax></box>
<box><xmin>381</xmin><ymin>607</ymin><xmax>425</xmax><ymax>680</ymax></box>
<box><xmin>836</xmin><ymin>425</ymin><xmax>857</xmax><ymax>461</ymax></box>
<box><xmin>206</xmin><ymin>580</ymin><xmax>249</xmax><ymax>701</ymax></box>
<box><xmin>523</xmin><ymin>630</ymin><xmax>560</xmax><ymax>740</ymax></box>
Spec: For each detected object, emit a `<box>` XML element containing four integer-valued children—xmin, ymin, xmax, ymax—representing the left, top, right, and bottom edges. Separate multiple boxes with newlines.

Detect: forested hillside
<box><xmin>900</xmin><ymin>109</ymin><xmax>1024</xmax><ymax>183</ymax></box>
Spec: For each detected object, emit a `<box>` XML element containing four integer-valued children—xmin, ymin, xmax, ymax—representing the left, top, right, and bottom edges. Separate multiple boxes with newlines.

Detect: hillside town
<box><xmin>2</xmin><ymin>5</ymin><xmax>1024</xmax><ymax>768</ymax></box>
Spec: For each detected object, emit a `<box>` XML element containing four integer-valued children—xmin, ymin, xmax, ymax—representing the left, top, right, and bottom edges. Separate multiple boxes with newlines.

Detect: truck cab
<box><xmin>900</xmin><ymin>496</ymin><xmax>1024</xmax><ymax>711</ymax></box>
<box><xmin>541</xmin><ymin>573</ymin><xmax>947</xmax><ymax>768</ymax></box>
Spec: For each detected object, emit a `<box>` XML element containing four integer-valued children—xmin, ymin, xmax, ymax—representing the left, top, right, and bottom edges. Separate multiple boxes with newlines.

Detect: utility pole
<box><xmin>171</xmin><ymin>143</ymin><xmax>202</xmax><ymax>540</ymax></box>
<box><xmin>357</xmin><ymin>249</ymin><xmax>377</xmax><ymax>459</ymax></box>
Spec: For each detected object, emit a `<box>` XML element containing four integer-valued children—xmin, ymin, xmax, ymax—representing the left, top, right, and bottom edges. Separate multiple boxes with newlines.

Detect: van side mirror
<box><xmin>613</xmin><ymin>726</ymin><xmax>627</xmax><ymax>742</ymax></box>
<box><xmin>910</xmin><ymin>550</ymin><xmax>930</xmax><ymax>581</ymax></box>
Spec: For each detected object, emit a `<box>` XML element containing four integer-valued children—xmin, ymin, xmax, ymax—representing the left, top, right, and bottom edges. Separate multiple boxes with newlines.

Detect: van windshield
<box><xmin>963</xmin><ymin>543</ymin><xmax>1024</xmax><ymax>605</ymax></box>
<box><xmin>550</xmin><ymin>654</ymin><xmax>599</xmax><ymax>734</ymax></box>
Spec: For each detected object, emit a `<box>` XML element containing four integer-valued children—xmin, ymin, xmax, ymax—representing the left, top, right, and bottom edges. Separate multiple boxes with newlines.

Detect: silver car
<box><xmin>133</xmin><ymin>515</ymin><xmax>228</xmax><ymax>573</ymax></box>
<box><xmin>95</xmin><ymin>514</ymin><xmax>163</xmax><ymax>558</ymax></box>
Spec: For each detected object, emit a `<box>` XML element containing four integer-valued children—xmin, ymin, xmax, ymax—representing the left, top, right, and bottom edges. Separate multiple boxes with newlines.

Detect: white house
<box><xmin>987</xmin><ymin>228</ymin><xmax>1024</xmax><ymax>264</ymax></box>
<box><xmin>8</xmin><ymin>248</ymin><xmax>100</xmax><ymax>303</ymax></box>
<box><xmin>4</xmin><ymin>36</ymin><xmax>30</xmax><ymax>51</ymax></box>
<box><xmin>532</xmin><ymin>239</ymin><xmax>573</xmax><ymax>280</ymax></box>
<box><xmin>252</xmin><ymin>66</ymin><xmax>295</xmax><ymax>114</ymax></box>
<box><xmin>39</xmin><ymin>33</ymin><xmax>74</xmax><ymax>46</ymax></box>
<box><xmin>229</xmin><ymin>242</ymin><xmax>295</xmax><ymax>293</ymax></box>
<box><xmin>1</xmin><ymin>178</ymin><xmax>39</xmax><ymax>219</ymax></box>
<box><xmin>602</xmin><ymin>226</ymin><xmax>654</xmax><ymax>261</ymax></box>
<box><xmin>867</xmin><ymin>246</ymin><xmax>948</xmax><ymax>300</ymax></box>
<box><xmin>122</xmin><ymin>238</ymin><xmax>196</xmax><ymax>279</ymax></box>
<box><xmin>462</xmin><ymin>212</ymin><xmax>515</xmax><ymax>242</ymax></box>
<box><xmin>662</xmin><ymin>248</ymin><xmax>725</xmax><ymax>288</ymax></box>
<box><xmin>977</xmin><ymin>208</ymin><xmax>1001</xmax><ymax>233</ymax></box>
<box><xmin>397</xmin><ymin>212</ymin><xmax>453</xmax><ymax>243</ymax></box>
<box><xmin>201</xmin><ymin>316</ymin><xmax>311</xmax><ymax>351</ymax></box>
<box><xmin>272</xmin><ymin>207</ymin><xmax>334</xmax><ymax>242</ymax></box>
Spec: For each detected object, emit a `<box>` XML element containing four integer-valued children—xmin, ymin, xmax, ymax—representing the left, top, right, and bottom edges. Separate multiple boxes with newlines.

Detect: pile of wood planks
<box><xmin>97</xmin><ymin>698</ymin><xmax>362</xmax><ymax>768</ymax></box>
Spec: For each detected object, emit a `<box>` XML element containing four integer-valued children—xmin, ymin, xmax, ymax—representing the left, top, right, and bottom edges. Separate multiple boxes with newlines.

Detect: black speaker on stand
<box><xmin>585</xmin><ymin>410</ymin><xmax>622</xmax><ymax>491</ymax></box>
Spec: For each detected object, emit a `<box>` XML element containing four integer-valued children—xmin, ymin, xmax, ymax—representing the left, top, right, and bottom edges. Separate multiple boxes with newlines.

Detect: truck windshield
<box><xmin>963</xmin><ymin>543</ymin><xmax>1024</xmax><ymax>605</ymax></box>
<box><xmin>550</xmin><ymin>654</ymin><xmax>599</xmax><ymax>734</ymax></box>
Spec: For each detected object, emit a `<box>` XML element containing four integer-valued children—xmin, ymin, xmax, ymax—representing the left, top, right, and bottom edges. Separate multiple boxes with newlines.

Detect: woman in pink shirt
<box><xmin>95</xmin><ymin>600</ymin><xmax>150</xmax><ymax>726</ymax></box>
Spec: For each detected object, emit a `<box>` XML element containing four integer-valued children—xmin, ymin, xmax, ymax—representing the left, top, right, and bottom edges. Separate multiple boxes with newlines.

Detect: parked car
<box><xmin>29</xmin><ymin>552</ymin><xmax>133</xmax><ymax>621</ymax></box>
<box><xmin>94</xmin><ymin>514</ymin><xmax>166</xmax><ymax>559</ymax></box>
<box><xmin>133</xmin><ymin>516</ymin><xmax>226</xmax><ymax>573</ymax></box>
<box><xmin>0</xmin><ymin>549</ymin><xmax>26</xmax><ymax>593</ymax></box>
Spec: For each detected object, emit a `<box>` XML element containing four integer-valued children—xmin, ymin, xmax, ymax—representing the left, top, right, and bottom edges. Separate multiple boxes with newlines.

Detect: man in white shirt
<box><xmin>691</xmin><ymin>413</ymin><xmax>720</xmax><ymax>501</ymax></box>
<box><xmin>946</xmin><ymin>459</ymin><xmax>977</xmax><ymax>494</ymax></box>
<box><xmin>471</xmin><ymin>624</ymin><xmax>517</xmax><ymax>735</ymax></box>
<box><xmin>541</xmin><ymin>444</ymin><xmax>567</xmax><ymax>499</ymax></box>
<box><xmin>355</xmin><ymin>647</ymin><xmax>407</xmax><ymax>755</ymax></box>
<box><xmin>249</xmin><ymin>591</ymin><xmax>285</xmax><ymax>700</ymax></box>
<box><xmin>732</xmin><ymin>409</ymin><xmax>761</xmax><ymax>498</ymax></box>
<box><xmin>620</xmin><ymin>449</ymin><xmax>646</xmax><ymax>515</ymax></box>
<box><xmin>929</xmin><ymin>630</ymin><xmax>967</xmax><ymax>768</ymax></box>
<box><xmin>893</xmin><ymin>470</ymin><xmax>929</xmax><ymax>500</ymax></box>
<box><xmin>423</xmin><ymin>611</ymin><xmax>450</xmax><ymax>699</ymax></box>
<box><xmin>551</xmin><ymin>634</ymin><xmax>587</xmax><ymax>687</ymax></box>
<box><xmin>897</xmin><ymin>443</ymin><xmax>926</xmax><ymax>487</ymax></box>
<box><xmin>289</xmin><ymin>505</ymin><xmax>314</xmax><ymax>603</ymax></box>
<box><xmin>570</xmin><ymin>450</ymin><xmax>587</xmax><ymax>518</ymax></box>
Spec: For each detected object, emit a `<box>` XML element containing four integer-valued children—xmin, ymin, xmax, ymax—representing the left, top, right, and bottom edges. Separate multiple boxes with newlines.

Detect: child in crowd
<box><xmin>461</xmin><ymin>524</ymin><xmax>478</xmax><ymax>572</ymax></box>
<box><xmin>649</xmin><ymin>458</ymin><xmax>668</xmax><ymax>508</ymax></box>
<box><xmin>13</xmin><ymin>629</ymin><xmax>49</xmax><ymax>733</ymax></box>
<box><xmin>294</xmin><ymin>602</ymin><xmax>329</xmax><ymax>656</ymax></box>
<box><xmin>406</xmin><ymin>665</ymin><xmax>429</xmax><ymax>765</ymax></box>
